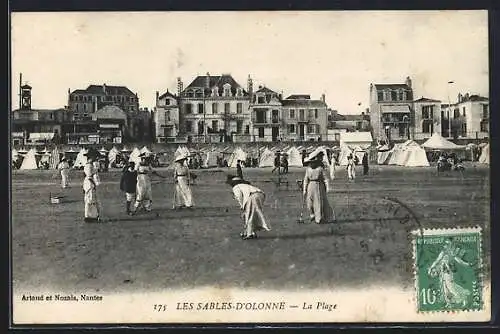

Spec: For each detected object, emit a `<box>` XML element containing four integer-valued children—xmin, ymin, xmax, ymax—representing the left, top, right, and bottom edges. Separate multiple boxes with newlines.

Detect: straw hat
<box><xmin>174</xmin><ymin>153</ymin><xmax>188</xmax><ymax>162</ymax></box>
<box><xmin>304</xmin><ymin>148</ymin><xmax>324</xmax><ymax>163</ymax></box>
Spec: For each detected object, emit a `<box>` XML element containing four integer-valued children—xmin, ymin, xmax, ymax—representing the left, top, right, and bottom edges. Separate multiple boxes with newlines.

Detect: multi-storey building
<box><xmin>413</xmin><ymin>97</ymin><xmax>442</xmax><ymax>140</ymax></box>
<box><xmin>369</xmin><ymin>76</ymin><xmax>414</xmax><ymax>143</ymax></box>
<box><xmin>177</xmin><ymin>73</ymin><xmax>251</xmax><ymax>143</ymax></box>
<box><xmin>442</xmin><ymin>93</ymin><xmax>489</xmax><ymax>139</ymax></box>
<box><xmin>249</xmin><ymin>86</ymin><xmax>283</xmax><ymax>142</ymax></box>
<box><xmin>153</xmin><ymin>90</ymin><xmax>180</xmax><ymax>143</ymax></box>
<box><xmin>281</xmin><ymin>94</ymin><xmax>328</xmax><ymax>141</ymax></box>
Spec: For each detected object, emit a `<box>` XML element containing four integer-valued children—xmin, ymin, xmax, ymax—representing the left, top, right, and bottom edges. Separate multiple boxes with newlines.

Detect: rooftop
<box><xmin>414</xmin><ymin>97</ymin><xmax>441</xmax><ymax>103</ymax></box>
<box><xmin>281</xmin><ymin>99</ymin><xmax>326</xmax><ymax>108</ymax></box>
<box><xmin>373</xmin><ymin>84</ymin><xmax>411</xmax><ymax>91</ymax></box>
<box><xmin>183</xmin><ymin>74</ymin><xmax>248</xmax><ymax>97</ymax></box>
<box><xmin>70</xmin><ymin>85</ymin><xmax>136</xmax><ymax>96</ymax></box>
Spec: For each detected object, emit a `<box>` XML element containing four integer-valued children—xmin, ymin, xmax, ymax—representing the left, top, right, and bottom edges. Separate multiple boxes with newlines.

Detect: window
<box><xmin>482</xmin><ymin>104</ymin><xmax>489</xmax><ymax>119</ymax></box>
<box><xmin>307</xmin><ymin>125</ymin><xmax>315</xmax><ymax>134</ymax></box>
<box><xmin>237</xmin><ymin>103</ymin><xmax>242</xmax><ymax>114</ymax></box>
<box><xmin>453</xmin><ymin>109</ymin><xmax>460</xmax><ymax>119</ymax></box>
<box><xmin>289</xmin><ymin>124</ymin><xmax>296</xmax><ymax>133</ymax></box>
<box><xmin>422</xmin><ymin>120</ymin><xmax>433</xmax><ymax>134</ymax></box>
<box><xmin>76</xmin><ymin>104</ymin><xmax>80</xmax><ymax>112</ymax></box>
<box><xmin>258</xmin><ymin>96</ymin><xmax>265</xmax><ymax>104</ymax></box>
<box><xmin>462</xmin><ymin>107</ymin><xmax>466</xmax><ymax>118</ymax></box>
<box><xmin>398</xmin><ymin>90</ymin><xmax>404</xmax><ymax>101</ymax></box>
<box><xmin>198</xmin><ymin>121</ymin><xmax>204</xmax><ymax>135</ymax></box>
<box><xmin>308</xmin><ymin>109</ymin><xmax>314</xmax><ymax>118</ymax></box>
<box><xmin>236</xmin><ymin>88</ymin><xmax>243</xmax><ymax>97</ymax></box>
<box><xmin>316</xmin><ymin>124</ymin><xmax>320</xmax><ymax>134</ymax></box>
<box><xmin>165</xmin><ymin>111</ymin><xmax>170</xmax><ymax>121</ymax></box>
<box><xmin>224</xmin><ymin>85</ymin><xmax>231</xmax><ymax>97</ymax></box>
<box><xmin>480</xmin><ymin>120</ymin><xmax>489</xmax><ymax>132</ymax></box>
<box><xmin>461</xmin><ymin>123</ymin><xmax>467</xmax><ymax>137</ymax></box>
<box><xmin>185</xmin><ymin>104</ymin><xmax>192</xmax><ymax>114</ymax></box>
<box><xmin>236</xmin><ymin>121</ymin><xmax>243</xmax><ymax>133</ymax></box>
<box><xmin>212</xmin><ymin>103</ymin><xmax>218</xmax><ymax>114</ymax></box>
<box><xmin>245</xmin><ymin>125</ymin><xmax>250</xmax><ymax>134</ymax></box>
<box><xmin>224</xmin><ymin>103</ymin><xmax>230</xmax><ymax>113</ymax></box>
<box><xmin>185</xmin><ymin>121</ymin><xmax>192</xmax><ymax>132</ymax></box>
<box><xmin>289</xmin><ymin>109</ymin><xmax>295</xmax><ymax>118</ymax></box>
<box><xmin>83</xmin><ymin>104</ymin><xmax>87</xmax><ymax>111</ymax></box>
<box><xmin>422</xmin><ymin>106</ymin><xmax>434</xmax><ymax>119</ymax></box>
<box><xmin>378</xmin><ymin>91</ymin><xmax>384</xmax><ymax>101</ymax></box>
<box><xmin>299</xmin><ymin>109</ymin><xmax>305</xmax><ymax>121</ymax></box>
<box><xmin>314</xmin><ymin>109</ymin><xmax>318</xmax><ymax>118</ymax></box>
<box><xmin>212</xmin><ymin>120</ymin><xmax>219</xmax><ymax>132</ymax></box>
<box><xmin>165</xmin><ymin>99</ymin><xmax>170</xmax><ymax>106</ymax></box>
<box><xmin>198</xmin><ymin>103</ymin><xmax>204</xmax><ymax>114</ymax></box>
<box><xmin>258</xmin><ymin>127</ymin><xmax>264</xmax><ymax>138</ymax></box>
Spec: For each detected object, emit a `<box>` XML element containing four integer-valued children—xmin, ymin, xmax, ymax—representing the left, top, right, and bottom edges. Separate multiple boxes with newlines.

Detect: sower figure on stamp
<box><xmin>303</xmin><ymin>150</ymin><xmax>335</xmax><ymax>224</ymax></box>
<box><xmin>120</xmin><ymin>161</ymin><xmax>138</xmax><ymax>215</ymax></box>
<box><xmin>173</xmin><ymin>153</ymin><xmax>194</xmax><ymax>209</ymax></box>
<box><xmin>82</xmin><ymin>152</ymin><xmax>100</xmax><ymax>223</ymax></box>
<box><xmin>130</xmin><ymin>153</ymin><xmax>166</xmax><ymax>215</ymax></box>
<box><xmin>226</xmin><ymin>175</ymin><xmax>271</xmax><ymax>240</ymax></box>
<box><xmin>427</xmin><ymin>239</ymin><xmax>472</xmax><ymax>308</ymax></box>
<box><xmin>57</xmin><ymin>157</ymin><xmax>70</xmax><ymax>189</ymax></box>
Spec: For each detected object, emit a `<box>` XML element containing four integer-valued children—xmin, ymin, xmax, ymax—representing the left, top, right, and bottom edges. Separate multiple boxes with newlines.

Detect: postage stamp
<box><xmin>412</xmin><ymin>227</ymin><xmax>483</xmax><ymax>313</ymax></box>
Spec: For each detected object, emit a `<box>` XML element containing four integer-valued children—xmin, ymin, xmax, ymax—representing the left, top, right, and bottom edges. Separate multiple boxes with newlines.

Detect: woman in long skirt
<box><xmin>57</xmin><ymin>157</ymin><xmax>70</xmax><ymax>188</ymax></box>
<box><xmin>173</xmin><ymin>155</ymin><xmax>194</xmax><ymax>209</ymax></box>
<box><xmin>347</xmin><ymin>154</ymin><xmax>356</xmax><ymax>180</ymax></box>
<box><xmin>303</xmin><ymin>151</ymin><xmax>335</xmax><ymax>224</ymax></box>
<box><xmin>130</xmin><ymin>154</ymin><xmax>164</xmax><ymax>214</ymax></box>
<box><xmin>226</xmin><ymin>175</ymin><xmax>271</xmax><ymax>240</ymax></box>
<box><xmin>82</xmin><ymin>161</ymin><xmax>100</xmax><ymax>222</ymax></box>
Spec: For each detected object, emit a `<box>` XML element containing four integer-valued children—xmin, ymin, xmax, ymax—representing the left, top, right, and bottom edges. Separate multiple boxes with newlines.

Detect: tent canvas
<box><xmin>129</xmin><ymin>147</ymin><xmax>142</xmax><ymax>167</ymax></box>
<box><xmin>73</xmin><ymin>148</ymin><xmax>88</xmax><ymax>168</ymax></box>
<box><xmin>140</xmin><ymin>146</ymin><xmax>152</xmax><ymax>155</ymax></box>
<box><xmin>339</xmin><ymin>132</ymin><xmax>373</xmax><ymax>149</ymax></box>
<box><xmin>377</xmin><ymin>150</ymin><xmax>392</xmax><ymax>164</ymax></box>
<box><xmin>404</xmin><ymin>145</ymin><xmax>430</xmax><ymax>167</ymax></box>
<box><xmin>286</xmin><ymin>146</ymin><xmax>303</xmax><ymax>167</ymax></box>
<box><xmin>108</xmin><ymin>147</ymin><xmax>120</xmax><ymax>165</ymax></box>
<box><xmin>20</xmin><ymin>149</ymin><xmax>39</xmax><ymax>170</ymax></box>
<box><xmin>259</xmin><ymin>148</ymin><xmax>275</xmax><ymax>167</ymax></box>
<box><xmin>50</xmin><ymin>147</ymin><xmax>60</xmax><ymax>169</ymax></box>
<box><xmin>338</xmin><ymin>144</ymin><xmax>353</xmax><ymax>166</ymax></box>
<box><xmin>479</xmin><ymin>143</ymin><xmax>489</xmax><ymax>164</ymax></box>
<box><xmin>203</xmin><ymin>150</ymin><xmax>219</xmax><ymax>168</ymax></box>
<box><xmin>421</xmin><ymin>132</ymin><xmax>465</xmax><ymax>150</ymax></box>
<box><xmin>228</xmin><ymin>147</ymin><xmax>247</xmax><ymax>168</ymax></box>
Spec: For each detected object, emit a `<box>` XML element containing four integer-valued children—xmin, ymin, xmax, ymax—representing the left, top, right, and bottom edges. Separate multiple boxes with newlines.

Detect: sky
<box><xmin>11</xmin><ymin>10</ymin><xmax>488</xmax><ymax>114</ymax></box>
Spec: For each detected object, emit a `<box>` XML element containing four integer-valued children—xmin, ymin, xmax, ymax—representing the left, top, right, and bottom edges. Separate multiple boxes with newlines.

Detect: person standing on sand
<box><xmin>173</xmin><ymin>154</ymin><xmax>194</xmax><ymax>209</ymax></box>
<box><xmin>120</xmin><ymin>161</ymin><xmax>138</xmax><ymax>215</ymax></box>
<box><xmin>130</xmin><ymin>153</ymin><xmax>166</xmax><ymax>215</ymax></box>
<box><xmin>362</xmin><ymin>151</ymin><xmax>369</xmax><ymax>175</ymax></box>
<box><xmin>302</xmin><ymin>151</ymin><xmax>335</xmax><ymax>224</ymax></box>
<box><xmin>347</xmin><ymin>154</ymin><xmax>356</xmax><ymax>181</ymax></box>
<box><xmin>236</xmin><ymin>159</ymin><xmax>244</xmax><ymax>179</ymax></box>
<box><xmin>57</xmin><ymin>157</ymin><xmax>70</xmax><ymax>189</ymax></box>
<box><xmin>82</xmin><ymin>153</ymin><xmax>100</xmax><ymax>222</ymax></box>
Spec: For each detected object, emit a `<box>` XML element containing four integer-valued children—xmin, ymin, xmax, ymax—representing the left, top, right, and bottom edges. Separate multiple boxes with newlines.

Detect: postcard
<box><xmin>10</xmin><ymin>10</ymin><xmax>491</xmax><ymax>324</ymax></box>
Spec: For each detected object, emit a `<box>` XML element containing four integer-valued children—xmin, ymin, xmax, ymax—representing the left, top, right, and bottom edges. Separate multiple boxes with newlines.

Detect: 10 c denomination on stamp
<box><xmin>412</xmin><ymin>227</ymin><xmax>483</xmax><ymax>313</ymax></box>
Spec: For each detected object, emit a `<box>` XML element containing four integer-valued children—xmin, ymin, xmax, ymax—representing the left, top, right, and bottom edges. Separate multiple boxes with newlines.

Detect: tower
<box><xmin>20</xmin><ymin>84</ymin><xmax>32</xmax><ymax>110</ymax></box>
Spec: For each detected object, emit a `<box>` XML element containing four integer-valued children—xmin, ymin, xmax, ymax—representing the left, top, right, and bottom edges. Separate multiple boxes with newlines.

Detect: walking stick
<box><xmin>296</xmin><ymin>192</ymin><xmax>306</xmax><ymax>224</ymax></box>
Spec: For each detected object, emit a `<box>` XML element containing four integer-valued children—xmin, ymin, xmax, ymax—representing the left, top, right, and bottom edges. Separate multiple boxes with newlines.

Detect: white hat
<box><xmin>174</xmin><ymin>153</ymin><xmax>188</xmax><ymax>162</ymax></box>
<box><xmin>304</xmin><ymin>148</ymin><xmax>324</xmax><ymax>163</ymax></box>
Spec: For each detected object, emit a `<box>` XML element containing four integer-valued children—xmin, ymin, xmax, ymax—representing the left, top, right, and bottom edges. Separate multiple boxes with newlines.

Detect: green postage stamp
<box><xmin>412</xmin><ymin>227</ymin><xmax>483</xmax><ymax>313</ymax></box>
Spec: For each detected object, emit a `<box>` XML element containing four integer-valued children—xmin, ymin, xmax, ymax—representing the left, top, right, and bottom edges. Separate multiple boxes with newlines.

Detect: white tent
<box><xmin>20</xmin><ymin>149</ymin><xmax>38</xmax><ymax>170</ymax></box>
<box><xmin>73</xmin><ymin>148</ymin><xmax>88</xmax><ymax>168</ymax></box>
<box><xmin>339</xmin><ymin>132</ymin><xmax>373</xmax><ymax>149</ymax></box>
<box><xmin>203</xmin><ymin>150</ymin><xmax>219</xmax><ymax>168</ymax></box>
<box><xmin>228</xmin><ymin>147</ymin><xmax>247</xmax><ymax>168</ymax></box>
<box><xmin>12</xmin><ymin>148</ymin><xmax>19</xmax><ymax>161</ymax></box>
<box><xmin>397</xmin><ymin>141</ymin><xmax>429</xmax><ymax>167</ymax></box>
<box><xmin>108</xmin><ymin>146</ymin><xmax>120</xmax><ymax>165</ymax></box>
<box><xmin>49</xmin><ymin>147</ymin><xmax>60</xmax><ymax>169</ymax></box>
<box><xmin>129</xmin><ymin>147</ymin><xmax>142</xmax><ymax>167</ymax></box>
<box><xmin>140</xmin><ymin>146</ymin><xmax>152</xmax><ymax>155</ymax></box>
<box><xmin>421</xmin><ymin>133</ymin><xmax>465</xmax><ymax>150</ymax></box>
<box><xmin>479</xmin><ymin>143</ymin><xmax>489</xmax><ymax>164</ymax></box>
<box><xmin>259</xmin><ymin>148</ymin><xmax>276</xmax><ymax>167</ymax></box>
<box><xmin>338</xmin><ymin>143</ymin><xmax>353</xmax><ymax>166</ymax></box>
<box><xmin>286</xmin><ymin>146</ymin><xmax>303</xmax><ymax>167</ymax></box>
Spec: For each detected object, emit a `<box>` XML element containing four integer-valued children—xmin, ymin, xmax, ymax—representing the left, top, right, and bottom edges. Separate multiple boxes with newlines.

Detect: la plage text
<box><xmin>21</xmin><ymin>294</ymin><xmax>103</xmax><ymax>302</ymax></box>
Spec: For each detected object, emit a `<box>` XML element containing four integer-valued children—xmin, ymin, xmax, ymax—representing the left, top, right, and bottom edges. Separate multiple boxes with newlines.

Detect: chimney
<box><xmin>156</xmin><ymin>91</ymin><xmax>159</xmax><ymax>104</ymax></box>
<box><xmin>177</xmin><ymin>77</ymin><xmax>183</xmax><ymax>96</ymax></box>
<box><xmin>247</xmin><ymin>75</ymin><xmax>253</xmax><ymax>97</ymax></box>
<box><xmin>19</xmin><ymin>73</ymin><xmax>22</xmax><ymax>109</ymax></box>
<box><xmin>103</xmin><ymin>83</ymin><xmax>107</xmax><ymax>94</ymax></box>
<box><xmin>405</xmin><ymin>76</ymin><xmax>412</xmax><ymax>88</ymax></box>
<box><xmin>458</xmin><ymin>93</ymin><xmax>463</xmax><ymax>103</ymax></box>
<box><xmin>321</xmin><ymin>93</ymin><xmax>326</xmax><ymax>103</ymax></box>
<box><xmin>206</xmin><ymin>72</ymin><xmax>210</xmax><ymax>88</ymax></box>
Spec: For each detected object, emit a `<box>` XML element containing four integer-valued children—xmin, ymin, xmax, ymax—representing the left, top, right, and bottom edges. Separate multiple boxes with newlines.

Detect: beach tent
<box><xmin>479</xmin><ymin>143</ymin><xmax>489</xmax><ymax>164</ymax></box>
<box><xmin>140</xmin><ymin>146</ymin><xmax>152</xmax><ymax>156</ymax></box>
<box><xmin>73</xmin><ymin>148</ymin><xmax>88</xmax><ymax>168</ymax></box>
<box><xmin>286</xmin><ymin>146</ymin><xmax>303</xmax><ymax>167</ymax></box>
<box><xmin>20</xmin><ymin>148</ymin><xmax>38</xmax><ymax>170</ymax></box>
<box><xmin>377</xmin><ymin>145</ymin><xmax>392</xmax><ymax>165</ymax></box>
<box><xmin>129</xmin><ymin>147</ymin><xmax>142</xmax><ymax>167</ymax></box>
<box><xmin>396</xmin><ymin>141</ymin><xmax>430</xmax><ymax>167</ymax></box>
<box><xmin>421</xmin><ymin>133</ymin><xmax>465</xmax><ymax>150</ymax></box>
<box><xmin>108</xmin><ymin>146</ymin><xmax>120</xmax><ymax>164</ymax></box>
<box><xmin>49</xmin><ymin>147</ymin><xmax>60</xmax><ymax>169</ymax></box>
<box><xmin>338</xmin><ymin>143</ymin><xmax>353</xmax><ymax>166</ymax></box>
<box><xmin>388</xmin><ymin>143</ymin><xmax>405</xmax><ymax>165</ymax></box>
<box><xmin>339</xmin><ymin>132</ymin><xmax>373</xmax><ymax>149</ymax></box>
<box><xmin>228</xmin><ymin>147</ymin><xmax>247</xmax><ymax>168</ymax></box>
<box><xmin>259</xmin><ymin>148</ymin><xmax>276</xmax><ymax>167</ymax></box>
<box><xmin>203</xmin><ymin>150</ymin><xmax>219</xmax><ymax>168</ymax></box>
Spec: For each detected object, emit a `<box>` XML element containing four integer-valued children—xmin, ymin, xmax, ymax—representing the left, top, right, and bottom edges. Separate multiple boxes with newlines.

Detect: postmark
<box><xmin>412</xmin><ymin>227</ymin><xmax>483</xmax><ymax>312</ymax></box>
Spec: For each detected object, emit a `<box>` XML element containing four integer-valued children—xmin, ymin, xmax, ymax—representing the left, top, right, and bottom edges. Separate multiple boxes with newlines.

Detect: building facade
<box><xmin>67</xmin><ymin>84</ymin><xmax>140</xmax><ymax>121</ymax></box>
<box><xmin>249</xmin><ymin>86</ymin><xmax>283</xmax><ymax>142</ymax></box>
<box><xmin>153</xmin><ymin>90</ymin><xmax>180</xmax><ymax>143</ymax></box>
<box><xmin>413</xmin><ymin>97</ymin><xmax>442</xmax><ymax>140</ymax></box>
<box><xmin>177</xmin><ymin>73</ymin><xmax>251</xmax><ymax>143</ymax></box>
<box><xmin>281</xmin><ymin>95</ymin><xmax>328</xmax><ymax>142</ymax></box>
<box><xmin>441</xmin><ymin>93</ymin><xmax>489</xmax><ymax>140</ymax></box>
<box><xmin>369</xmin><ymin>76</ymin><xmax>414</xmax><ymax>143</ymax></box>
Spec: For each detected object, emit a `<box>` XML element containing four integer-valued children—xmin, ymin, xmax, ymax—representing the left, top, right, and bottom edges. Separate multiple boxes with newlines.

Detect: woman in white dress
<box><xmin>173</xmin><ymin>155</ymin><xmax>194</xmax><ymax>209</ymax></box>
<box><xmin>347</xmin><ymin>154</ymin><xmax>356</xmax><ymax>181</ymax></box>
<box><xmin>57</xmin><ymin>157</ymin><xmax>70</xmax><ymax>188</ymax></box>
<box><xmin>303</xmin><ymin>151</ymin><xmax>335</xmax><ymax>224</ymax></box>
<box><xmin>226</xmin><ymin>175</ymin><xmax>271</xmax><ymax>240</ymax></box>
<box><xmin>82</xmin><ymin>158</ymin><xmax>100</xmax><ymax>222</ymax></box>
<box><xmin>130</xmin><ymin>154</ymin><xmax>165</xmax><ymax>215</ymax></box>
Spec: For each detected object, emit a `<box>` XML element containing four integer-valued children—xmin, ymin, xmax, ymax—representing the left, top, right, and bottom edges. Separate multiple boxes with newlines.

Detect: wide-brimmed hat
<box><xmin>304</xmin><ymin>148</ymin><xmax>324</xmax><ymax>163</ymax></box>
<box><xmin>174</xmin><ymin>154</ymin><xmax>188</xmax><ymax>162</ymax></box>
<box><xmin>226</xmin><ymin>175</ymin><xmax>250</xmax><ymax>186</ymax></box>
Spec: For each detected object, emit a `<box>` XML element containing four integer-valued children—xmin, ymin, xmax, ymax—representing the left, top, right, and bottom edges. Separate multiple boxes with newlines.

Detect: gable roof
<box><xmin>183</xmin><ymin>74</ymin><xmax>248</xmax><ymax>96</ymax></box>
<box><xmin>255</xmin><ymin>86</ymin><xmax>278</xmax><ymax>95</ymax></box>
<box><xmin>158</xmin><ymin>90</ymin><xmax>177</xmax><ymax>100</ymax></box>
<box><xmin>462</xmin><ymin>94</ymin><xmax>488</xmax><ymax>102</ymax></box>
<box><xmin>414</xmin><ymin>97</ymin><xmax>441</xmax><ymax>103</ymax></box>
<box><xmin>70</xmin><ymin>85</ymin><xmax>136</xmax><ymax>96</ymax></box>
<box><xmin>334</xmin><ymin>114</ymin><xmax>368</xmax><ymax>121</ymax></box>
